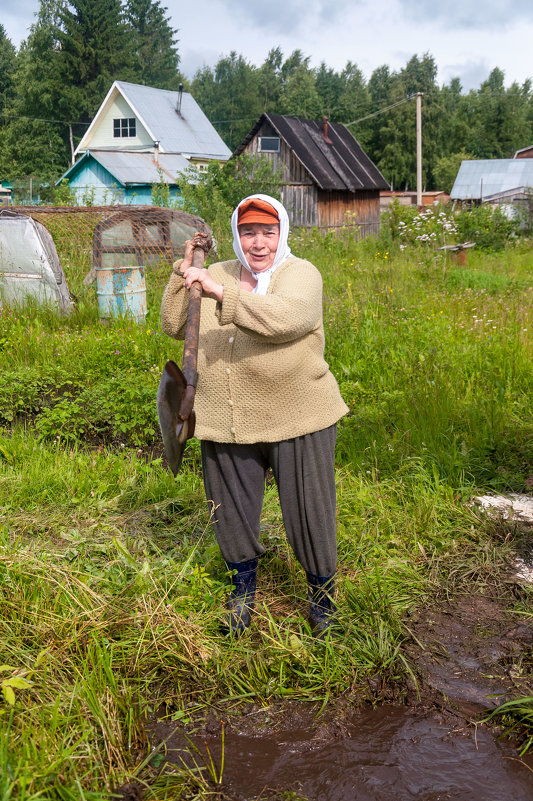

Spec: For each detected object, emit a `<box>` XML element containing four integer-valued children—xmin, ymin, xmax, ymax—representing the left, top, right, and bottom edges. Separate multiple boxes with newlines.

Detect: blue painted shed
<box><xmin>59</xmin><ymin>150</ymin><xmax>192</xmax><ymax>206</ymax></box>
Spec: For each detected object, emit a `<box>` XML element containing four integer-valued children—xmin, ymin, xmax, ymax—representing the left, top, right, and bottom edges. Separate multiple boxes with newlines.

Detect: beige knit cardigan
<box><xmin>160</xmin><ymin>255</ymin><xmax>348</xmax><ymax>444</ymax></box>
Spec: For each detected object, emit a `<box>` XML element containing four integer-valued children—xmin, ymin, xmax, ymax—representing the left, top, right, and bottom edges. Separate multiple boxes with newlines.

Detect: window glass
<box><xmin>259</xmin><ymin>137</ymin><xmax>280</xmax><ymax>152</ymax></box>
<box><xmin>113</xmin><ymin>118</ymin><xmax>136</xmax><ymax>137</ymax></box>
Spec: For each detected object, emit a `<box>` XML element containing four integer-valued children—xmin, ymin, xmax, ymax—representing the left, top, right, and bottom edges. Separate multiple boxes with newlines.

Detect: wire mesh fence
<box><xmin>6</xmin><ymin>205</ymin><xmax>211</xmax><ymax>305</ymax></box>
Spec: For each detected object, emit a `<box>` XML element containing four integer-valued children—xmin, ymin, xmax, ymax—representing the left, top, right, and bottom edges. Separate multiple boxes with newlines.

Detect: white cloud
<box><xmin>3</xmin><ymin>0</ymin><xmax>533</xmax><ymax>92</ymax></box>
<box><xmin>397</xmin><ymin>0</ymin><xmax>533</xmax><ymax>29</ymax></box>
<box><xmin>3</xmin><ymin>1</ymin><xmax>39</xmax><ymax>45</ymax></box>
<box><xmin>440</xmin><ymin>61</ymin><xmax>492</xmax><ymax>92</ymax></box>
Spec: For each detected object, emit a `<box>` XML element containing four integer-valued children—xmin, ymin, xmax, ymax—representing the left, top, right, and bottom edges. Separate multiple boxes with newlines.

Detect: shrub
<box><xmin>35</xmin><ymin>374</ymin><xmax>158</xmax><ymax>447</ymax></box>
<box><xmin>385</xmin><ymin>202</ymin><xmax>458</xmax><ymax>248</ymax></box>
<box><xmin>382</xmin><ymin>200</ymin><xmax>520</xmax><ymax>252</ymax></box>
<box><xmin>455</xmin><ymin>204</ymin><xmax>519</xmax><ymax>250</ymax></box>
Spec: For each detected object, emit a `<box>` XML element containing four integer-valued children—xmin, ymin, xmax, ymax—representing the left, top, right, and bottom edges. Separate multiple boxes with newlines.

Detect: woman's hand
<box><xmin>183</xmin><ymin>264</ymin><xmax>223</xmax><ymax>302</ymax></box>
<box><xmin>177</xmin><ymin>232</ymin><xmax>222</xmax><ymax>302</ymax></box>
<box><xmin>181</xmin><ymin>231</ymin><xmax>209</xmax><ymax>269</ymax></box>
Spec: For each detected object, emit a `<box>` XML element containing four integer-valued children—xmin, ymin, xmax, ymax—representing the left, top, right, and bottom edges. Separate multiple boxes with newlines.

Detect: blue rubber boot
<box><xmin>225</xmin><ymin>558</ymin><xmax>258</xmax><ymax>635</ymax></box>
<box><xmin>306</xmin><ymin>572</ymin><xmax>336</xmax><ymax>638</ymax></box>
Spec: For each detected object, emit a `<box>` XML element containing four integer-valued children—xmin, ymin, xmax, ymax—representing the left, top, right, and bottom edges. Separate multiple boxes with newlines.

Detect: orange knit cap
<box><xmin>238</xmin><ymin>198</ymin><xmax>279</xmax><ymax>226</ymax></box>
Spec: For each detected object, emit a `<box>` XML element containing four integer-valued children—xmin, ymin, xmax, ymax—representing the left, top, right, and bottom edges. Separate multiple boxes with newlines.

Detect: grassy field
<box><xmin>0</xmin><ymin>216</ymin><xmax>532</xmax><ymax>798</ymax></box>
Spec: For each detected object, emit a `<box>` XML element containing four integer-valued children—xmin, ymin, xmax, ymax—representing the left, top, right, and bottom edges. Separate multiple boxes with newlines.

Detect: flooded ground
<box><xmin>153</xmin><ymin>702</ymin><xmax>533</xmax><ymax>801</ymax></box>
<box><xmin>145</xmin><ymin>589</ymin><xmax>533</xmax><ymax>801</ymax></box>
<box><xmin>143</xmin><ymin>512</ymin><xmax>533</xmax><ymax>801</ymax></box>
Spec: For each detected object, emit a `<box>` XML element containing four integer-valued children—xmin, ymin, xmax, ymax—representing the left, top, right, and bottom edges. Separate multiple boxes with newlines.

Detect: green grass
<box><xmin>0</xmin><ymin>227</ymin><xmax>532</xmax><ymax>797</ymax></box>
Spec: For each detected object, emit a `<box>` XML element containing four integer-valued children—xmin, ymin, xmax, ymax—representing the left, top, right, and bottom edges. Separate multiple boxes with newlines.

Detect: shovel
<box><xmin>157</xmin><ymin>237</ymin><xmax>211</xmax><ymax>475</ymax></box>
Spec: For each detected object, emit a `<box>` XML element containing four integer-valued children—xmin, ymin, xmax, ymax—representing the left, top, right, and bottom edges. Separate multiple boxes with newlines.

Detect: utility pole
<box><xmin>69</xmin><ymin>125</ymin><xmax>75</xmax><ymax>166</ymax></box>
<box><xmin>416</xmin><ymin>92</ymin><xmax>423</xmax><ymax>208</ymax></box>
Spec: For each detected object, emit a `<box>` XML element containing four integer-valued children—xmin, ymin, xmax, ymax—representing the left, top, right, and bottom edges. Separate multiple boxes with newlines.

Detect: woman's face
<box><xmin>238</xmin><ymin>223</ymin><xmax>280</xmax><ymax>272</ymax></box>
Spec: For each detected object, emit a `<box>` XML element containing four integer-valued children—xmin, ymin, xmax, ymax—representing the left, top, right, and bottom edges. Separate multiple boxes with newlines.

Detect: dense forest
<box><xmin>1</xmin><ymin>0</ymin><xmax>532</xmax><ymax>194</ymax></box>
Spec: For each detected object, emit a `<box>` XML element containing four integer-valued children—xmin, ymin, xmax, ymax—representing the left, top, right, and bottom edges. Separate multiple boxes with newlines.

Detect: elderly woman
<box><xmin>161</xmin><ymin>194</ymin><xmax>348</xmax><ymax>636</ymax></box>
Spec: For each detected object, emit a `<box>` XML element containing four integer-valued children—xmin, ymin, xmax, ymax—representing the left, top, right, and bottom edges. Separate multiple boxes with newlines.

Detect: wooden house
<box><xmin>234</xmin><ymin>114</ymin><xmax>389</xmax><ymax>235</ymax></box>
<box><xmin>58</xmin><ymin>81</ymin><xmax>231</xmax><ymax>205</ymax></box>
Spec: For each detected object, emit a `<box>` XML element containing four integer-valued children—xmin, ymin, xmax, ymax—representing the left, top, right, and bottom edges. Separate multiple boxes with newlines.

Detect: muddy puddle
<box><xmin>148</xmin><ymin>592</ymin><xmax>533</xmax><ymax>801</ymax></box>
<box><xmin>153</xmin><ymin>703</ymin><xmax>533</xmax><ymax>801</ymax></box>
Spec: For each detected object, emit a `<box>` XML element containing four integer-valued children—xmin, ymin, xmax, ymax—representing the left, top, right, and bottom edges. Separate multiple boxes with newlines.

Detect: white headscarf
<box><xmin>231</xmin><ymin>194</ymin><xmax>292</xmax><ymax>295</ymax></box>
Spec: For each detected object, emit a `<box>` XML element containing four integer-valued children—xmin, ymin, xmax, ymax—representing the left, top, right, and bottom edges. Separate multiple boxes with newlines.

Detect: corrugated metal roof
<box><xmin>63</xmin><ymin>150</ymin><xmax>192</xmax><ymax>185</ymax></box>
<box><xmin>116</xmin><ymin>82</ymin><xmax>231</xmax><ymax>160</ymax></box>
<box><xmin>451</xmin><ymin>159</ymin><xmax>533</xmax><ymax>200</ymax></box>
<box><xmin>234</xmin><ymin>113</ymin><xmax>390</xmax><ymax>192</ymax></box>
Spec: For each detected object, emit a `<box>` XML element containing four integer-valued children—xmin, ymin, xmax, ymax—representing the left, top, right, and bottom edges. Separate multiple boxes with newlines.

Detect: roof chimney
<box><xmin>176</xmin><ymin>83</ymin><xmax>183</xmax><ymax>116</ymax></box>
<box><xmin>323</xmin><ymin>115</ymin><xmax>333</xmax><ymax>144</ymax></box>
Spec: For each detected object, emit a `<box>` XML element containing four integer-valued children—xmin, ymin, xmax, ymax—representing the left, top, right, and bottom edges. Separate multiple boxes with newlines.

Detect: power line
<box><xmin>344</xmin><ymin>95</ymin><xmax>415</xmax><ymax>127</ymax></box>
<box><xmin>0</xmin><ymin>95</ymin><xmax>416</xmax><ymax>133</ymax></box>
<box><xmin>210</xmin><ymin>117</ymin><xmax>258</xmax><ymax>125</ymax></box>
<box><xmin>0</xmin><ymin>111</ymin><xmax>90</xmax><ymax>127</ymax></box>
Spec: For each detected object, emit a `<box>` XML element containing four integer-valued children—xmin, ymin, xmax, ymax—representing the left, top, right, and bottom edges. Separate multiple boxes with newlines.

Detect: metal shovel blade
<box><xmin>157</xmin><ymin>359</ymin><xmax>196</xmax><ymax>476</ymax></box>
<box><xmin>158</xmin><ymin>240</ymin><xmax>208</xmax><ymax>476</ymax></box>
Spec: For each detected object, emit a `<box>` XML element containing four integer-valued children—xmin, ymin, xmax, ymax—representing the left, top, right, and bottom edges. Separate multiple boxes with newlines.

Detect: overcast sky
<box><xmin>4</xmin><ymin>0</ymin><xmax>533</xmax><ymax>92</ymax></box>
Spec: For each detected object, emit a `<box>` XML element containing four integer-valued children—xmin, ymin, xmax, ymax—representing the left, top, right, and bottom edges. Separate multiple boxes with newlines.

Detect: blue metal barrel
<box><xmin>96</xmin><ymin>266</ymin><xmax>147</xmax><ymax>324</ymax></box>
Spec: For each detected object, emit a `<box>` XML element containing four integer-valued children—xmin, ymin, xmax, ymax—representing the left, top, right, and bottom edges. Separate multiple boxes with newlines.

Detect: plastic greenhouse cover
<box><xmin>0</xmin><ymin>213</ymin><xmax>72</xmax><ymax>313</ymax></box>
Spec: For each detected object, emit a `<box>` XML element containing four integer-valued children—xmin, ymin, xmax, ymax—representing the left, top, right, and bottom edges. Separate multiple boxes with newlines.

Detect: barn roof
<box><xmin>451</xmin><ymin>159</ymin><xmax>533</xmax><ymax>200</ymax></box>
<box><xmin>234</xmin><ymin>113</ymin><xmax>389</xmax><ymax>192</ymax></box>
<box><xmin>60</xmin><ymin>150</ymin><xmax>192</xmax><ymax>187</ymax></box>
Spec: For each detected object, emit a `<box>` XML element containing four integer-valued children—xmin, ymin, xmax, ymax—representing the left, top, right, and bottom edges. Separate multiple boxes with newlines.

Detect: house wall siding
<box><xmin>83</xmin><ymin>94</ymin><xmax>153</xmax><ymax>150</ymax></box>
<box><xmin>317</xmin><ymin>190</ymin><xmax>381</xmax><ymax>235</ymax></box>
<box><xmin>68</xmin><ymin>161</ymin><xmax>181</xmax><ymax>205</ymax></box>
<box><xmin>69</xmin><ymin>162</ymin><xmax>125</xmax><ymax>204</ymax></box>
<box><xmin>281</xmin><ymin>185</ymin><xmax>318</xmax><ymax>227</ymax></box>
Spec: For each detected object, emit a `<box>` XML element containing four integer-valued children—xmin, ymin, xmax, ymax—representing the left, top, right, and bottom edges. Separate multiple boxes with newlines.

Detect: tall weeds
<box><xmin>0</xmin><ymin>225</ymin><xmax>531</xmax><ymax>796</ymax></box>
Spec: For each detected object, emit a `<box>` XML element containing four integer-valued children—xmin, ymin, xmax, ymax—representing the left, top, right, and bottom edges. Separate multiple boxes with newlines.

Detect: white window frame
<box><xmin>113</xmin><ymin>118</ymin><xmax>136</xmax><ymax>138</ymax></box>
<box><xmin>258</xmin><ymin>136</ymin><xmax>280</xmax><ymax>153</ymax></box>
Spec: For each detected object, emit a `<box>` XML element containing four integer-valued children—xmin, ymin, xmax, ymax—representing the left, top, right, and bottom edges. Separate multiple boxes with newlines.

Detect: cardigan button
<box><xmin>228</xmin><ymin>400</ymin><xmax>233</xmax><ymax>406</ymax></box>
<box><xmin>225</xmin><ymin>368</ymin><xmax>231</xmax><ymax>374</ymax></box>
<box><xmin>228</xmin><ymin>336</ymin><xmax>234</xmax><ymax>343</ymax></box>
<box><xmin>230</xmin><ymin>427</ymin><xmax>236</xmax><ymax>435</ymax></box>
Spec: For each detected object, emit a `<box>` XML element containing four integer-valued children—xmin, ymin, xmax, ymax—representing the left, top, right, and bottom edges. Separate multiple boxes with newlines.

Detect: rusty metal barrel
<box><xmin>95</xmin><ymin>265</ymin><xmax>147</xmax><ymax>324</ymax></box>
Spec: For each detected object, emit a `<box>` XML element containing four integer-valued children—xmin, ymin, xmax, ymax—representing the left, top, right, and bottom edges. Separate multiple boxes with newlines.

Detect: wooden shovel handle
<box><xmin>178</xmin><ymin>245</ymin><xmax>208</xmax><ymax>421</ymax></box>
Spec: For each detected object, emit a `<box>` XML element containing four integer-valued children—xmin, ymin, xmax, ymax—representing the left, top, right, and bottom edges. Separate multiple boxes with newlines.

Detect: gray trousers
<box><xmin>200</xmin><ymin>424</ymin><xmax>337</xmax><ymax>577</ymax></box>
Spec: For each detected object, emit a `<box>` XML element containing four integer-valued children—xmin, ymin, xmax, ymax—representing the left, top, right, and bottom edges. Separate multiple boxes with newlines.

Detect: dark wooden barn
<box><xmin>234</xmin><ymin>113</ymin><xmax>390</xmax><ymax>236</ymax></box>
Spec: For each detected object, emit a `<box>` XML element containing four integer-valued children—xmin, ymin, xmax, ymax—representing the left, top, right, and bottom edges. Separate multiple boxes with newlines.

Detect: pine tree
<box><xmin>0</xmin><ymin>4</ymin><xmax>71</xmax><ymax>180</ymax></box>
<box><xmin>0</xmin><ymin>24</ymin><xmax>16</xmax><ymax>111</ymax></box>
<box><xmin>57</xmin><ymin>0</ymin><xmax>135</xmax><ymax>122</ymax></box>
<box><xmin>336</xmin><ymin>62</ymin><xmax>371</xmax><ymax>147</ymax></box>
<box><xmin>466</xmin><ymin>69</ymin><xmax>533</xmax><ymax>159</ymax></box>
<box><xmin>257</xmin><ymin>47</ymin><xmax>283</xmax><ymax>112</ymax></box>
<box><xmin>0</xmin><ymin>25</ymin><xmax>17</xmax><ymax>177</ymax></box>
<box><xmin>124</xmin><ymin>0</ymin><xmax>180</xmax><ymax>89</ymax></box>
<box><xmin>314</xmin><ymin>62</ymin><xmax>345</xmax><ymax>119</ymax></box>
